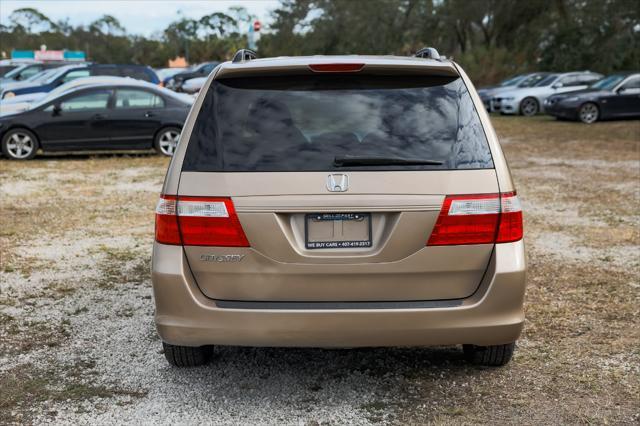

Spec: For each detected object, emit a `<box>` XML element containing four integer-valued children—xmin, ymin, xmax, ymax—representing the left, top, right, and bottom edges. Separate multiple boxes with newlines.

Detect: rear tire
<box><xmin>1</xmin><ymin>128</ymin><xmax>39</xmax><ymax>160</ymax></box>
<box><xmin>162</xmin><ymin>342</ymin><xmax>213</xmax><ymax>367</ymax></box>
<box><xmin>154</xmin><ymin>127</ymin><xmax>181</xmax><ymax>157</ymax></box>
<box><xmin>519</xmin><ymin>97</ymin><xmax>539</xmax><ymax>116</ymax></box>
<box><xmin>463</xmin><ymin>342</ymin><xmax>515</xmax><ymax>366</ymax></box>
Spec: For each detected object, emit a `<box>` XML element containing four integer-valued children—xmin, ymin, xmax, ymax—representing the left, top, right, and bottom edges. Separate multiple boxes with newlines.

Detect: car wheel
<box><xmin>162</xmin><ymin>342</ymin><xmax>213</xmax><ymax>367</ymax></box>
<box><xmin>578</xmin><ymin>102</ymin><xmax>599</xmax><ymax>124</ymax></box>
<box><xmin>1</xmin><ymin>128</ymin><xmax>39</xmax><ymax>160</ymax></box>
<box><xmin>463</xmin><ymin>342</ymin><xmax>515</xmax><ymax>366</ymax></box>
<box><xmin>519</xmin><ymin>97</ymin><xmax>539</xmax><ymax>116</ymax></box>
<box><xmin>154</xmin><ymin>127</ymin><xmax>181</xmax><ymax>156</ymax></box>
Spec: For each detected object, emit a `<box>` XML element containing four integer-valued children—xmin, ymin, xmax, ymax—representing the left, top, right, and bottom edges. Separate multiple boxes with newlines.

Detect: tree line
<box><xmin>1</xmin><ymin>0</ymin><xmax>638</xmax><ymax>84</ymax></box>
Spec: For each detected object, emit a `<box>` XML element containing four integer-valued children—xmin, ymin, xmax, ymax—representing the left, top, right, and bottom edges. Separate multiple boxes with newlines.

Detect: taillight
<box><xmin>155</xmin><ymin>195</ymin><xmax>249</xmax><ymax>247</ymax></box>
<box><xmin>427</xmin><ymin>192</ymin><xmax>522</xmax><ymax>246</ymax></box>
<box><xmin>308</xmin><ymin>63</ymin><xmax>365</xmax><ymax>73</ymax></box>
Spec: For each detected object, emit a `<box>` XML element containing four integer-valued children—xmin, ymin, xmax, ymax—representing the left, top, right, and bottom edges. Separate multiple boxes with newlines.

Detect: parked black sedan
<box><xmin>544</xmin><ymin>73</ymin><xmax>640</xmax><ymax>123</ymax></box>
<box><xmin>0</xmin><ymin>82</ymin><xmax>191</xmax><ymax>160</ymax></box>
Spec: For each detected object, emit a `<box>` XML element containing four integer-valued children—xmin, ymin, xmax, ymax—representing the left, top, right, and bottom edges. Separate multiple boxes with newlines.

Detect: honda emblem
<box><xmin>326</xmin><ymin>174</ymin><xmax>349</xmax><ymax>192</ymax></box>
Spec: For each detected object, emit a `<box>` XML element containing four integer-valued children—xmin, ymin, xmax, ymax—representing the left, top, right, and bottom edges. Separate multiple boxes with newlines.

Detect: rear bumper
<box><xmin>151</xmin><ymin>240</ymin><xmax>526</xmax><ymax>347</ymax></box>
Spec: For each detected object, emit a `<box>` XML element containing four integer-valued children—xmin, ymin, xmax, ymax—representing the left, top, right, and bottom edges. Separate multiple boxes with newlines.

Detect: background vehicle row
<box><xmin>0</xmin><ymin>81</ymin><xmax>190</xmax><ymax>159</ymax></box>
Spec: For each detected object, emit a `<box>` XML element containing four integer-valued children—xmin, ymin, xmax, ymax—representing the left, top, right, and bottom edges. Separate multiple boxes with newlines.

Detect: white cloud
<box><xmin>0</xmin><ymin>0</ymin><xmax>279</xmax><ymax>36</ymax></box>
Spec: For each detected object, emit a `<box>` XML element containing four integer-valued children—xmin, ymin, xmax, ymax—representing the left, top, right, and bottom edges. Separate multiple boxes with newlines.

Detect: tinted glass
<box><xmin>92</xmin><ymin>66</ymin><xmax>120</xmax><ymax>77</ymax></box>
<box><xmin>591</xmin><ymin>75</ymin><xmax>625</xmax><ymax>90</ymax></box>
<box><xmin>121</xmin><ymin>66</ymin><xmax>153</xmax><ymax>82</ymax></box>
<box><xmin>500</xmin><ymin>75</ymin><xmax>525</xmax><ymax>87</ymax></box>
<box><xmin>535</xmin><ymin>75</ymin><xmax>559</xmax><ymax>87</ymax></box>
<box><xmin>20</xmin><ymin>66</ymin><xmax>42</xmax><ymax>80</ymax></box>
<box><xmin>184</xmin><ymin>75</ymin><xmax>493</xmax><ymax>172</ymax></box>
<box><xmin>621</xmin><ymin>77</ymin><xmax>640</xmax><ymax>89</ymax></box>
<box><xmin>558</xmin><ymin>75</ymin><xmax>579</xmax><ymax>86</ymax></box>
<box><xmin>115</xmin><ymin>89</ymin><xmax>164</xmax><ymax>108</ymax></box>
<box><xmin>61</xmin><ymin>69</ymin><xmax>90</xmax><ymax>83</ymax></box>
<box><xmin>0</xmin><ymin>65</ymin><xmax>16</xmax><ymax>77</ymax></box>
<box><xmin>60</xmin><ymin>90</ymin><xmax>110</xmax><ymax>111</ymax></box>
<box><xmin>0</xmin><ymin>65</ymin><xmax>17</xmax><ymax>76</ymax></box>
<box><xmin>517</xmin><ymin>74</ymin><xmax>547</xmax><ymax>87</ymax></box>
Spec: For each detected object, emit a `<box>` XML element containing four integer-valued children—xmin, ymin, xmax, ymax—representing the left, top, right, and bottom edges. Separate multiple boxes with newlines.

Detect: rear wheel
<box><xmin>1</xmin><ymin>128</ymin><xmax>39</xmax><ymax>160</ymax></box>
<box><xmin>519</xmin><ymin>97</ymin><xmax>539</xmax><ymax>116</ymax></box>
<box><xmin>463</xmin><ymin>342</ymin><xmax>515</xmax><ymax>366</ymax></box>
<box><xmin>578</xmin><ymin>102</ymin><xmax>599</xmax><ymax>124</ymax></box>
<box><xmin>162</xmin><ymin>342</ymin><xmax>213</xmax><ymax>367</ymax></box>
<box><xmin>154</xmin><ymin>127</ymin><xmax>181</xmax><ymax>156</ymax></box>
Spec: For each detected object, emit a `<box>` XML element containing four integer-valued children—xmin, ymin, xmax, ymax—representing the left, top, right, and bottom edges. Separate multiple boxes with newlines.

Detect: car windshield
<box><xmin>0</xmin><ymin>65</ymin><xmax>18</xmax><ymax>77</ymax></box>
<box><xmin>184</xmin><ymin>74</ymin><xmax>494</xmax><ymax>172</ymax></box>
<box><xmin>590</xmin><ymin>75</ymin><xmax>626</xmax><ymax>90</ymax></box>
<box><xmin>4</xmin><ymin>65</ymin><xmax>30</xmax><ymax>79</ymax></box>
<box><xmin>534</xmin><ymin>74</ymin><xmax>559</xmax><ymax>87</ymax></box>
<box><xmin>26</xmin><ymin>68</ymin><xmax>58</xmax><ymax>83</ymax></box>
<box><xmin>517</xmin><ymin>74</ymin><xmax>547</xmax><ymax>87</ymax></box>
<box><xmin>500</xmin><ymin>75</ymin><xmax>525</xmax><ymax>86</ymax></box>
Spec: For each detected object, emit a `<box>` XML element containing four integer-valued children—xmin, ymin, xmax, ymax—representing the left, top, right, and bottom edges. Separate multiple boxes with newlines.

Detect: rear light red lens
<box><xmin>427</xmin><ymin>192</ymin><xmax>522</xmax><ymax>246</ymax></box>
<box><xmin>308</xmin><ymin>63</ymin><xmax>365</xmax><ymax>73</ymax></box>
<box><xmin>155</xmin><ymin>195</ymin><xmax>180</xmax><ymax>245</ymax></box>
<box><xmin>155</xmin><ymin>195</ymin><xmax>249</xmax><ymax>247</ymax></box>
<box><xmin>496</xmin><ymin>192</ymin><xmax>524</xmax><ymax>243</ymax></box>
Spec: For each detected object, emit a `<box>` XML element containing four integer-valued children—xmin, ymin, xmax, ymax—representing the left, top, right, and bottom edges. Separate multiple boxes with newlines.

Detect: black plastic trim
<box><xmin>214</xmin><ymin>299</ymin><xmax>463</xmax><ymax>310</ymax></box>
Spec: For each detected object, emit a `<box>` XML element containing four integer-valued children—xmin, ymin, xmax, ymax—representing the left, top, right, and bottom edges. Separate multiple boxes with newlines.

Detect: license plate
<box><xmin>305</xmin><ymin>213</ymin><xmax>372</xmax><ymax>249</ymax></box>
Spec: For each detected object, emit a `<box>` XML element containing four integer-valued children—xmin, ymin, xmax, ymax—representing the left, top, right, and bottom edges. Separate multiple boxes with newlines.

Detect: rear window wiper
<box><xmin>334</xmin><ymin>155</ymin><xmax>443</xmax><ymax>167</ymax></box>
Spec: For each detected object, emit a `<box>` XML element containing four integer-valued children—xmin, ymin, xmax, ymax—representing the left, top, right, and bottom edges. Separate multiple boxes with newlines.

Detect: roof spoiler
<box><xmin>232</xmin><ymin>49</ymin><xmax>258</xmax><ymax>63</ymax></box>
<box><xmin>414</xmin><ymin>47</ymin><xmax>442</xmax><ymax>61</ymax></box>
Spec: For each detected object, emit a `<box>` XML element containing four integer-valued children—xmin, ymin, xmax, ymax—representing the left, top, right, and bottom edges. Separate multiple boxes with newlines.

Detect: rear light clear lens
<box><xmin>155</xmin><ymin>195</ymin><xmax>249</xmax><ymax>247</ymax></box>
<box><xmin>427</xmin><ymin>192</ymin><xmax>523</xmax><ymax>246</ymax></box>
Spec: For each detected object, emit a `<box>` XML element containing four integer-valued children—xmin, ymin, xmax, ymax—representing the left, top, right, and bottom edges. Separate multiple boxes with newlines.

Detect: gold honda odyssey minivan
<box><xmin>152</xmin><ymin>48</ymin><xmax>526</xmax><ymax>367</ymax></box>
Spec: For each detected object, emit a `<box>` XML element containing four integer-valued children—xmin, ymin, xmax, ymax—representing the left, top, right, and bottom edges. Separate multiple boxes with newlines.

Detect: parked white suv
<box><xmin>492</xmin><ymin>71</ymin><xmax>603</xmax><ymax>116</ymax></box>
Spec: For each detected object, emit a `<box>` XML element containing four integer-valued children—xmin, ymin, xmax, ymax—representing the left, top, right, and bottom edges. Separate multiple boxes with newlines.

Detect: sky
<box><xmin>0</xmin><ymin>0</ymin><xmax>280</xmax><ymax>36</ymax></box>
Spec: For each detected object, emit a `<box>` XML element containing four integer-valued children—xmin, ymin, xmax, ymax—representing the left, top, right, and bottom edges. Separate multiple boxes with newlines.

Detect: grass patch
<box><xmin>0</xmin><ymin>362</ymin><xmax>147</xmax><ymax>424</ymax></box>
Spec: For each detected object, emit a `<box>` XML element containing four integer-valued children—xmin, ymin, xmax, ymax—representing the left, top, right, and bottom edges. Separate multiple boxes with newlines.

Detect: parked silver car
<box><xmin>478</xmin><ymin>73</ymin><xmax>548</xmax><ymax>111</ymax></box>
<box><xmin>492</xmin><ymin>71</ymin><xmax>603</xmax><ymax>116</ymax></box>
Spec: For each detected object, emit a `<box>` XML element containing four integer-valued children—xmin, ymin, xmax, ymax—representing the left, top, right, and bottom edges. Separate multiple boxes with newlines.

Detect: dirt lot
<box><xmin>1</xmin><ymin>116</ymin><xmax>639</xmax><ymax>424</ymax></box>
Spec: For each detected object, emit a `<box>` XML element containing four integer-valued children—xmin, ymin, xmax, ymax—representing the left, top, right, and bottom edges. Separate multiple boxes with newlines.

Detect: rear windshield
<box><xmin>183</xmin><ymin>74</ymin><xmax>493</xmax><ymax>172</ymax></box>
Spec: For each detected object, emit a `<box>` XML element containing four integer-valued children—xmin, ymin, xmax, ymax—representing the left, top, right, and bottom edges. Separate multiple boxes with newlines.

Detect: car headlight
<box><xmin>501</xmin><ymin>97</ymin><xmax>515</xmax><ymax>101</ymax></box>
<box><xmin>3</xmin><ymin>91</ymin><xmax>15</xmax><ymax>99</ymax></box>
<box><xmin>564</xmin><ymin>96</ymin><xmax>579</xmax><ymax>102</ymax></box>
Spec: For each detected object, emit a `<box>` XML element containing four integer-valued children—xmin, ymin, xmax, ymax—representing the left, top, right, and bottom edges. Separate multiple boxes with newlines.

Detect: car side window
<box><xmin>61</xmin><ymin>70</ymin><xmax>90</xmax><ymax>83</ymax></box>
<box><xmin>115</xmin><ymin>89</ymin><xmax>164</xmax><ymax>109</ymax></box>
<box><xmin>621</xmin><ymin>77</ymin><xmax>640</xmax><ymax>90</ymax></box>
<box><xmin>576</xmin><ymin>75</ymin><xmax>599</xmax><ymax>85</ymax></box>
<box><xmin>20</xmin><ymin>66</ymin><xmax>42</xmax><ymax>80</ymax></box>
<box><xmin>59</xmin><ymin>90</ymin><xmax>111</xmax><ymax>111</ymax></box>
<box><xmin>558</xmin><ymin>75</ymin><xmax>579</xmax><ymax>86</ymax></box>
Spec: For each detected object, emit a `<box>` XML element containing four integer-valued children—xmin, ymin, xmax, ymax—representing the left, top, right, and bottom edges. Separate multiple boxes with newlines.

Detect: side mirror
<box><xmin>52</xmin><ymin>104</ymin><xmax>62</xmax><ymax>116</ymax></box>
<box><xmin>552</xmin><ymin>83</ymin><xmax>563</xmax><ymax>89</ymax></box>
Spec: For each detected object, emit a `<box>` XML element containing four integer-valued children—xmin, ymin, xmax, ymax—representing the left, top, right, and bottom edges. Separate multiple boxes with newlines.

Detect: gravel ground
<box><xmin>1</xmin><ymin>116</ymin><xmax>639</xmax><ymax>424</ymax></box>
